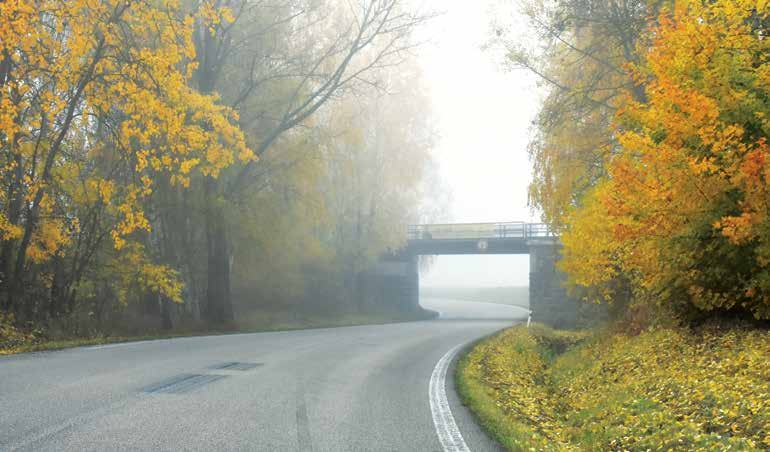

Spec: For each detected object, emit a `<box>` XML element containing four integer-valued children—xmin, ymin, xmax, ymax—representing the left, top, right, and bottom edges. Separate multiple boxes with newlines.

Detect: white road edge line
<box><xmin>429</xmin><ymin>343</ymin><xmax>471</xmax><ymax>452</ymax></box>
<box><xmin>85</xmin><ymin>342</ymin><xmax>137</xmax><ymax>350</ymax></box>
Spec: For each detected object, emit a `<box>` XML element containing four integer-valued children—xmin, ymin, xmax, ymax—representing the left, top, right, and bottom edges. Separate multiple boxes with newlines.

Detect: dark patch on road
<box><xmin>142</xmin><ymin>374</ymin><xmax>228</xmax><ymax>394</ymax></box>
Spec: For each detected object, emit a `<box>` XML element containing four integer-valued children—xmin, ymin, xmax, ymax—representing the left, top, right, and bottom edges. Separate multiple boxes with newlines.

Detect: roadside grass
<box><xmin>456</xmin><ymin>343</ymin><xmax>544</xmax><ymax>451</ymax></box>
<box><xmin>1</xmin><ymin>308</ymin><xmax>436</xmax><ymax>355</ymax></box>
<box><xmin>1</xmin><ymin>334</ymin><xmax>188</xmax><ymax>355</ymax></box>
<box><xmin>456</xmin><ymin>323</ymin><xmax>770</xmax><ymax>451</ymax></box>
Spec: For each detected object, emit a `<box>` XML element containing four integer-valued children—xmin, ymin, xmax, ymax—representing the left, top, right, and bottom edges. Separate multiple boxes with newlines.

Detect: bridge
<box><xmin>360</xmin><ymin>222</ymin><xmax>592</xmax><ymax>328</ymax></box>
<box><xmin>406</xmin><ymin>222</ymin><xmax>555</xmax><ymax>254</ymax></box>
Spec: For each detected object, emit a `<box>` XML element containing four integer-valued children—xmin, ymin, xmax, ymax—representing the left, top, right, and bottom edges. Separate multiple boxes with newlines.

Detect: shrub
<box><xmin>0</xmin><ymin>312</ymin><xmax>37</xmax><ymax>354</ymax></box>
<box><xmin>458</xmin><ymin>324</ymin><xmax>770</xmax><ymax>450</ymax></box>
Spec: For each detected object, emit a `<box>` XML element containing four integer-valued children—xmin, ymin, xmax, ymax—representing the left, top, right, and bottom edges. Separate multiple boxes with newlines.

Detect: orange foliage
<box><xmin>560</xmin><ymin>0</ymin><xmax>770</xmax><ymax>319</ymax></box>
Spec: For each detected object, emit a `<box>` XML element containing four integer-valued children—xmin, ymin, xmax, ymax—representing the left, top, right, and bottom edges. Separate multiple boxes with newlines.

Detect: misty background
<box><xmin>417</xmin><ymin>0</ymin><xmax>540</xmax><ymax>291</ymax></box>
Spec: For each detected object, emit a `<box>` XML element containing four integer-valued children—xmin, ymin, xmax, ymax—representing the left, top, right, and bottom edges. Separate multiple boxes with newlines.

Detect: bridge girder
<box><xmin>405</xmin><ymin>238</ymin><xmax>556</xmax><ymax>255</ymax></box>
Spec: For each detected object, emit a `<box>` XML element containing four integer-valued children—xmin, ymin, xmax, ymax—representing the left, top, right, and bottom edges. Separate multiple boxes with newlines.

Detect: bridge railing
<box><xmin>407</xmin><ymin>222</ymin><xmax>555</xmax><ymax>240</ymax></box>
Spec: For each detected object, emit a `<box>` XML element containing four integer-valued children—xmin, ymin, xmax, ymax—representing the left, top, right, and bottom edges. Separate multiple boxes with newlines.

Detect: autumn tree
<box><xmin>0</xmin><ymin>0</ymin><xmax>439</xmax><ymax>334</ymax></box>
<box><xmin>228</xmin><ymin>60</ymin><xmax>440</xmax><ymax>318</ymax></box>
<box><xmin>0</xmin><ymin>0</ymin><xmax>250</xmax><ymax>322</ymax></box>
<box><xmin>321</xmin><ymin>64</ymin><xmax>437</xmax><ymax>311</ymax></box>
<box><xmin>559</xmin><ymin>0</ymin><xmax>770</xmax><ymax>320</ymax></box>
<box><xmin>178</xmin><ymin>0</ymin><xmax>431</xmax><ymax>323</ymax></box>
<box><xmin>495</xmin><ymin>0</ymin><xmax>662</xmax><ymax>227</ymax></box>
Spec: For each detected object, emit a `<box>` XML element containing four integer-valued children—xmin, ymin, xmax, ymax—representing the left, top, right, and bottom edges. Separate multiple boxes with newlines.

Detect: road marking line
<box><xmin>429</xmin><ymin>343</ymin><xmax>471</xmax><ymax>452</ymax></box>
<box><xmin>84</xmin><ymin>339</ymin><xmax>156</xmax><ymax>350</ymax></box>
<box><xmin>85</xmin><ymin>342</ymin><xmax>133</xmax><ymax>350</ymax></box>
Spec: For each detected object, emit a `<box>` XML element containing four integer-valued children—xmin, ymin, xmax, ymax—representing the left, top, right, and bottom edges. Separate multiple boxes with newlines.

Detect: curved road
<box><xmin>0</xmin><ymin>298</ymin><xmax>527</xmax><ymax>451</ymax></box>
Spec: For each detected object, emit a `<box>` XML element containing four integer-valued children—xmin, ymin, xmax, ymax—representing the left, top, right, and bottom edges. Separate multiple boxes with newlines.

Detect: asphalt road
<box><xmin>0</xmin><ymin>297</ymin><xmax>526</xmax><ymax>452</ymax></box>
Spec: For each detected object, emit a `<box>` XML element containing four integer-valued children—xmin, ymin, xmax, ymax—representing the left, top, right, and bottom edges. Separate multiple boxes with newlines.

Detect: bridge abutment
<box><xmin>528</xmin><ymin>241</ymin><xmax>607</xmax><ymax>328</ymax></box>
<box><xmin>528</xmin><ymin>240</ymin><xmax>579</xmax><ymax>329</ymax></box>
<box><xmin>359</xmin><ymin>253</ymin><xmax>420</xmax><ymax>312</ymax></box>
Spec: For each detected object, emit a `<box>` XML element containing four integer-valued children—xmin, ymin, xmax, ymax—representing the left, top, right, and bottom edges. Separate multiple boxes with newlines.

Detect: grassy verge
<box><xmin>456</xmin><ymin>323</ymin><xmax>770</xmax><ymax>451</ymax></box>
<box><xmin>1</xmin><ymin>308</ymin><xmax>436</xmax><ymax>355</ymax></box>
<box><xmin>455</xmin><ymin>340</ymin><xmax>538</xmax><ymax>451</ymax></box>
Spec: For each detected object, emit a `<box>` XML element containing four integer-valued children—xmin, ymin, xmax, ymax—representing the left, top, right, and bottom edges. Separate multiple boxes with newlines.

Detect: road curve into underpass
<box><xmin>0</xmin><ymin>298</ymin><xmax>525</xmax><ymax>451</ymax></box>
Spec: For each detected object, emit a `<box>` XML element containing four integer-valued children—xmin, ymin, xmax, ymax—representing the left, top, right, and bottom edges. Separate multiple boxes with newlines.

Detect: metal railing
<box><xmin>407</xmin><ymin>222</ymin><xmax>555</xmax><ymax>240</ymax></box>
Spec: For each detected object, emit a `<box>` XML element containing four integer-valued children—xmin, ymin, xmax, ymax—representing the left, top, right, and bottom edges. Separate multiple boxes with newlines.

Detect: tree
<box><xmin>320</xmin><ymin>65</ymin><xmax>436</xmax><ymax>311</ymax></box>
<box><xmin>495</xmin><ymin>0</ymin><xmax>662</xmax><ymax>227</ymax></box>
<box><xmin>559</xmin><ymin>0</ymin><xmax>770</xmax><ymax>320</ymax></box>
<box><xmin>0</xmin><ymin>0</ymin><xmax>250</xmax><ymax>321</ymax></box>
<box><xmin>0</xmin><ymin>0</ymin><xmax>440</xmax><ymax>334</ymax></box>
<box><xmin>229</xmin><ymin>61</ymin><xmax>439</xmax><ymax>317</ymax></box>
<box><xmin>183</xmin><ymin>0</ymin><xmax>431</xmax><ymax>323</ymax></box>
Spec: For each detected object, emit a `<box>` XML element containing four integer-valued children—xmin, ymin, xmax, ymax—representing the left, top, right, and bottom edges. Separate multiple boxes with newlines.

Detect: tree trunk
<box><xmin>161</xmin><ymin>296</ymin><xmax>173</xmax><ymax>330</ymax></box>
<box><xmin>1</xmin><ymin>135</ymin><xmax>25</xmax><ymax>312</ymax></box>
<box><xmin>49</xmin><ymin>255</ymin><xmax>66</xmax><ymax>318</ymax></box>
<box><xmin>142</xmin><ymin>291</ymin><xmax>160</xmax><ymax>326</ymax></box>
<box><xmin>204</xmin><ymin>191</ymin><xmax>233</xmax><ymax>324</ymax></box>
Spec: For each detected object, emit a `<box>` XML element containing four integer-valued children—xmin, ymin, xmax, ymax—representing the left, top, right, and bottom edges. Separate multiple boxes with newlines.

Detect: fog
<box><xmin>421</xmin><ymin>255</ymin><xmax>530</xmax><ymax>288</ymax></box>
<box><xmin>417</xmin><ymin>0</ymin><xmax>541</xmax><ymax>289</ymax></box>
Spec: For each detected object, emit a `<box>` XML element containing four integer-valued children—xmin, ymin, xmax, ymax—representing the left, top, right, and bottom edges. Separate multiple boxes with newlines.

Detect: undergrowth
<box><xmin>457</xmin><ymin>323</ymin><xmax>769</xmax><ymax>451</ymax></box>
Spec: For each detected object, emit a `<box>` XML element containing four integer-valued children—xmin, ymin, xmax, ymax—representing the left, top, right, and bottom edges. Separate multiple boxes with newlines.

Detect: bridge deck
<box><xmin>405</xmin><ymin>222</ymin><xmax>556</xmax><ymax>255</ymax></box>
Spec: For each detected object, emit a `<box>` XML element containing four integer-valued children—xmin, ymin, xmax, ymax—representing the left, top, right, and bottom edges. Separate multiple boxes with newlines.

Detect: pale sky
<box><xmin>416</xmin><ymin>0</ymin><xmax>542</xmax><ymax>288</ymax></box>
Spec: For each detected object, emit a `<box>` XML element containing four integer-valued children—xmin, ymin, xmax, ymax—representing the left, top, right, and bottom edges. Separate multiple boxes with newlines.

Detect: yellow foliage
<box><xmin>559</xmin><ymin>183</ymin><xmax>621</xmax><ymax>300</ymax></box>
<box><xmin>26</xmin><ymin>218</ymin><xmax>70</xmax><ymax>263</ymax></box>
<box><xmin>110</xmin><ymin>243</ymin><xmax>183</xmax><ymax>304</ymax></box>
<box><xmin>1</xmin><ymin>0</ymin><xmax>253</xmax><ymax>259</ymax></box>
<box><xmin>526</xmin><ymin>10</ymin><xmax>641</xmax><ymax>228</ymax></box>
<box><xmin>559</xmin><ymin>0</ymin><xmax>770</xmax><ymax>318</ymax></box>
<box><xmin>0</xmin><ymin>312</ymin><xmax>36</xmax><ymax>354</ymax></box>
<box><xmin>0</xmin><ymin>213</ymin><xmax>23</xmax><ymax>241</ymax></box>
<box><xmin>462</xmin><ymin>325</ymin><xmax>770</xmax><ymax>451</ymax></box>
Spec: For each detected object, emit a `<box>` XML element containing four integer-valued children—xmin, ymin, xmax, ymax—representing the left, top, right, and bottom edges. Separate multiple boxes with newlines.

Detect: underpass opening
<box><xmin>419</xmin><ymin>254</ymin><xmax>531</xmax><ymax>321</ymax></box>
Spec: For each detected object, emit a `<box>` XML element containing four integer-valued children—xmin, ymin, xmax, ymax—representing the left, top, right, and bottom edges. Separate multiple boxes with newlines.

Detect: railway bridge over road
<box><xmin>362</xmin><ymin>222</ymin><xmax>585</xmax><ymax>328</ymax></box>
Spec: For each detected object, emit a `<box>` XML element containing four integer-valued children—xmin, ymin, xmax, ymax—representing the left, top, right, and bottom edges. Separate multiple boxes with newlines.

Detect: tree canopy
<box><xmin>512</xmin><ymin>0</ymin><xmax>770</xmax><ymax>320</ymax></box>
<box><xmin>0</xmin><ymin>0</ymin><xmax>439</xmax><ymax>333</ymax></box>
